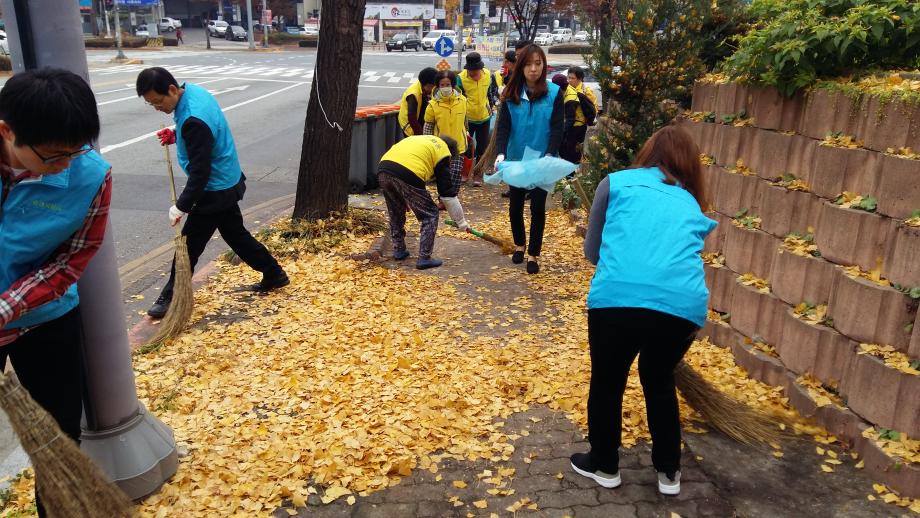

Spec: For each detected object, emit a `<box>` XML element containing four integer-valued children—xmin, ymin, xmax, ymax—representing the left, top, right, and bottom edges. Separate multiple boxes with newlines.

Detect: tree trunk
<box><xmin>292</xmin><ymin>0</ymin><xmax>366</xmax><ymax>221</ymax></box>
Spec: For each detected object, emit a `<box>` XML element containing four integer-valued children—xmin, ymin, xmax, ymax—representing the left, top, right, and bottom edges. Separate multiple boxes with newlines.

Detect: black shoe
<box><xmin>501</xmin><ymin>190</ymin><xmax>511</xmax><ymax>198</ymax></box>
<box><xmin>524</xmin><ymin>190</ymin><xmax>532</xmax><ymax>200</ymax></box>
<box><xmin>511</xmin><ymin>251</ymin><xmax>524</xmax><ymax>264</ymax></box>
<box><xmin>147</xmin><ymin>291</ymin><xmax>173</xmax><ymax>319</ymax></box>
<box><xmin>526</xmin><ymin>260</ymin><xmax>540</xmax><ymax>274</ymax></box>
<box><xmin>393</xmin><ymin>250</ymin><xmax>410</xmax><ymax>261</ymax></box>
<box><xmin>248</xmin><ymin>270</ymin><xmax>290</xmax><ymax>293</ymax></box>
<box><xmin>570</xmin><ymin>452</ymin><xmax>621</xmax><ymax>488</ymax></box>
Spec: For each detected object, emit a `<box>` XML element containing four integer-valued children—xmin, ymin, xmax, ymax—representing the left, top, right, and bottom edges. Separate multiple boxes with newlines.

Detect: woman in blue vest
<box><xmin>493</xmin><ymin>44</ymin><xmax>564</xmax><ymax>274</ymax></box>
<box><xmin>136</xmin><ymin>67</ymin><xmax>288</xmax><ymax>318</ymax></box>
<box><xmin>571</xmin><ymin>125</ymin><xmax>716</xmax><ymax>496</ymax></box>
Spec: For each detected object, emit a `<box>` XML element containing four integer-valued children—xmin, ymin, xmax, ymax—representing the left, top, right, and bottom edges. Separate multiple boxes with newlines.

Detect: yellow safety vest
<box><xmin>458</xmin><ymin>69</ymin><xmax>493</xmax><ymax>123</ymax></box>
<box><xmin>424</xmin><ymin>92</ymin><xmax>468</xmax><ymax>154</ymax></box>
<box><xmin>566</xmin><ymin>83</ymin><xmax>599</xmax><ymax>127</ymax></box>
<box><xmin>398</xmin><ymin>81</ymin><xmax>425</xmax><ymax>136</ymax></box>
<box><xmin>380</xmin><ymin>135</ymin><xmax>452</xmax><ymax>182</ymax></box>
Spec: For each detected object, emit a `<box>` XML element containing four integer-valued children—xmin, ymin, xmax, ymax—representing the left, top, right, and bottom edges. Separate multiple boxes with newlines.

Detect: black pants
<box><xmin>587</xmin><ymin>307</ymin><xmax>698</xmax><ymax>474</ymax></box>
<box><xmin>162</xmin><ymin>203</ymin><xmax>280</xmax><ymax>295</ymax></box>
<box><xmin>508</xmin><ymin>186</ymin><xmax>548</xmax><ymax>257</ymax></box>
<box><xmin>0</xmin><ymin>308</ymin><xmax>86</xmax><ymax>518</ymax></box>
<box><xmin>468</xmin><ymin>119</ymin><xmax>491</xmax><ymax>162</ymax></box>
<box><xmin>561</xmin><ymin>125</ymin><xmax>588</xmax><ymax>164</ymax></box>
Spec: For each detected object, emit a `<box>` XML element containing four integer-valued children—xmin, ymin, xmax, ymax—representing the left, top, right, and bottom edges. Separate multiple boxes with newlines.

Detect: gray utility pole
<box><xmin>0</xmin><ymin>0</ymin><xmax>178</xmax><ymax>501</ymax></box>
<box><xmin>455</xmin><ymin>6</ymin><xmax>463</xmax><ymax>70</ymax></box>
<box><xmin>246</xmin><ymin>0</ymin><xmax>255</xmax><ymax>49</ymax></box>
<box><xmin>113</xmin><ymin>0</ymin><xmax>126</xmax><ymax>59</ymax></box>
<box><xmin>102</xmin><ymin>0</ymin><xmax>112</xmax><ymax>38</ymax></box>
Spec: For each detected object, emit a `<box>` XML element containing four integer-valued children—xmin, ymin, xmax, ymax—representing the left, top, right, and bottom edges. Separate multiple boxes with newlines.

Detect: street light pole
<box><xmin>102</xmin><ymin>0</ymin><xmax>112</xmax><ymax>38</ymax></box>
<box><xmin>113</xmin><ymin>0</ymin><xmax>126</xmax><ymax>59</ymax></box>
<box><xmin>246</xmin><ymin>0</ymin><xmax>255</xmax><ymax>49</ymax></box>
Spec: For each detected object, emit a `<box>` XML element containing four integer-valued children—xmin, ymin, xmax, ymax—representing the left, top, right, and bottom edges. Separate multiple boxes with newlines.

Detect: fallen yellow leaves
<box><xmin>792</xmin><ymin>303</ymin><xmax>831</xmax><ymax>327</ymax></box>
<box><xmin>737</xmin><ymin>273</ymin><xmax>771</xmax><ymax>294</ymax></box>
<box><xmin>771</xmin><ymin>174</ymin><xmax>810</xmax><ymax>192</ymax></box>
<box><xmin>833</xmin><ymin>191</ymin><xmax>878</xmax><ymax>212</ymax></box>
<box><xmin>729</xmin><ymin>159</ymin><xmax>754</xmax><ymax>176</ymax></box>
<box><xmin>796</xmin><ymin>374</ymin><xmax>843</xmax><ymax>408</ymax></box>
<box><xmin>699</xmin><ymin>153</ymin><xmax>716</xmax><ymax>165</ymax></box>
<box><xmin>906</xmin><ymin>210</ymin><xmax>920</xmax><ymax>228</ymax></box>
<box><xmin>884</xmin><ymin>146</ymin><xmax>920</xmax><ymax>161</ymax></box>
<box><xmin>858</xmin><ymin>344</ymin><xmax>920</xmax><ymax>376</ymax></box>
<box><xmin>862</xmin><ymin>427</ymin><xmax>920</xmax><ymax>465</ymax></box>
<box><xmin>841</xmin><ymin>263</ymin><xmax>890</xmax><ymax>288</ymax></box>
<box><xmin>821</xmin><ymin>133</ymin><xmax>864</xmax><ymax>149</ymax></box>
<box><xmin>701</xmin><ymin>252</ymin><xmax>725</xmax><ymax>268</ymax></box>
<box><xmin>870</xmin><ymin>481</ymin><xmax>920</xmax><ymax>512</ymax></box>
<box><xmin>782</xmin><ymin>232</ymin><xmax>820</xmax><ymax>258</ymax></box>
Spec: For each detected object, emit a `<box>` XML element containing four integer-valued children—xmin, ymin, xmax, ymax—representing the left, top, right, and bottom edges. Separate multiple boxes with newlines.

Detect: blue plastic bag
<box><xmin>484</xmin><ymin>147</ymin><xmax>578</xmax><ymax>192</ymax></box>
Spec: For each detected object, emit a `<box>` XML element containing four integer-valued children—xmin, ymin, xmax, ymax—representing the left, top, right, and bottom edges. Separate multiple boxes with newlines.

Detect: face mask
<box><xmin>439</xmin><ymin>87</ymin><xmax>453</xmax><ymax>98</ymax></box>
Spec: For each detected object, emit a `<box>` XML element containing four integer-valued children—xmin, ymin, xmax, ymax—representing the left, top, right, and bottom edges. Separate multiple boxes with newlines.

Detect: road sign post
<box><xmin>434</xmin><ymin>35</ymin><xmax>454</xmax><ymax>58</ymax></box>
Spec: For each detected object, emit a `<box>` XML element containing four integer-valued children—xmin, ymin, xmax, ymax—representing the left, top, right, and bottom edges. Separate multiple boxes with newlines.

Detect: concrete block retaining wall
<box><xmin>684</xmin><ymin>80</ymin><xmax>920</xmax><ymax>498</ymax></box>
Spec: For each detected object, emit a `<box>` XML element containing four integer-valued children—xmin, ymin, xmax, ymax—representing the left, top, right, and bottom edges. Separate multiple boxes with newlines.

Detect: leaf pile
<box><xmin>745</xmin><ymin>336</ymin><xmax>779</xmax><ymax>359</ymax></box>
<box><xmin>699</xmin><ymin>153</ymin><xmax>716</xmax><ymax>165</ymax></box>
<box><xmin>862</xmin><ymin>427</ymin><xmax>920</xmax><ymax>466</ymax></box>
<box><xmin>783</xmin><ymin>232</ymin><xmax>820</xmax><ymax>257</ymax></box>
<box><xmin>701</xmin><ymin>252</ymin><xmax>726</xmax><ymax>268</ymax></box>
<box><xmin>796</xmin><ymin>374</ymin><xmax>843</xmax><ymax>408</ymax></box>
<box><xmin>834</xmin><ymin>191</ymin><xmax>878</xmax><ymax>212</ymax></box>
<box><xmin>884</xmin><ymin>146</ymin><xmax>920</xmax><ymax>161</ymax></box>
<box><xmin>689</xmin><ymin>112</ymin><xmax>717</xmax><ymax>123</ymax></box>
<box><xmin>738</xmin><ymin>273</ymin><xmax>771</xmax><ymax>293</ymax></box>
<box><xmin>841</xmin><ymin>263</ymin><xmax>890</xmax><ymax>287</ymax></box>
<box><xmin>771</xmin><ymin>173</ymin><xmax>810</xmax><ymax>192</ymax></box>
<box><xmin>707</xmin><ymin>309</ymin><xmax>731</xmax><ymax>326</ymax></box>
<box><xmin>822</xmin><ymin>132</ymin><xmax>864</xmax><ymax>149</ymax></box>
<box><xmin>793</xmin><ymin>302</ymin><xmax>832</xmax><ymax>327</ymax></box>
<box><xmin>732</xmin><ymin>208</ymin><xmax>762</xmax><ymax>230</ymax></box>
<box><xmin>729</xmin><ymin>159</ymin><xmax>754</xmax><ymax>176</ymax></box>
<box><xmin>858</xmin><ymin>343</ymin><xmax>920</xmax><ymax>376</ymax></box>
<box><xmin>867</xmin><ymin>482</ymin><xmax>920</xmax><ymax>512</ymax></box>
<box><xmin>905</xmin><ymin>209</ymin><xmax>920</xmax><ymax>228</ymax></box>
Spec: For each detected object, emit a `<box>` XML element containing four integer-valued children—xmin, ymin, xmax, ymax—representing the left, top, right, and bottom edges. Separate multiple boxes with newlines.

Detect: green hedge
<box><xmin>547</xmin><ymin>43</ymin><xmax>590</xmax><ymax>55</ymax></box>
<box><xmin>723</xmin><ymin>0</ymin><xmax>920</xmax><ymax>96</ymax></box>
<box><xmin>267</xmin><ymin>32</ymin><xmax>318</xmax><ymax>45</ymax></box>
<box><xmin>84</xmin><ymin>36</ymin><xmax>147</xmax><ymax>48</ymax></box>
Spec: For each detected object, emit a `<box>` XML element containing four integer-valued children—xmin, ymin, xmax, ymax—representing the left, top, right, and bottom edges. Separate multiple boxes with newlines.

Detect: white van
<box><xmin>552</xmin><ymin>28</ymin><xmax>572</xmax><ymax>43</ymax></box>
<box><xmin>422</xmin><ymin>29</ymin><xmax>458</xmax><ymax>51</ymax></box>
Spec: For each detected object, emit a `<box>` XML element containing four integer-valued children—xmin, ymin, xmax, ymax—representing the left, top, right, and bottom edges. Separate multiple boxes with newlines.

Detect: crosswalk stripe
<box><xmin>281</xmin><ymin>68</ymin><xmax>306</xmax><ymax>77</ymax></box>
<box><xmin>403</xmin><ymin>73</ymin><xmax>415</xmax><ymax>79</ymax></box>
<box><xmin>366</xmin><ymin>75</ymin><xmax>381</xmax><ymax>82</ymax></box>
<box><xmin>387</xmin><ymin>76</ymin><xmax>401</xmax><ymax>83</ymax></box>
<box><xmin>383</xmin><ymin>72</ymin><xmax>396</xmax><ymax>77</ymax></box>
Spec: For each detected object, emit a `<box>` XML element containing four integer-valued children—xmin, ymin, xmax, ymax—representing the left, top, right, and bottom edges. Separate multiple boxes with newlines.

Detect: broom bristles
<box><xmin>472</xmin><ymin>108</ymin><xmax>501</xmax><ymax>178</ymax></box>
<box><xmin>0</xmin><ymin>373</ymin><xmax>134</xmax><ymax>517</ymax></box>
<box><xmin>675</xmin><ymin>361</ymin><xmax>786</xmax><ymax>446</ymax></box>
<box><xmin>141</xmin><ymin>234</ymin><xmax>194</xmax><ymax>351</ymax></box>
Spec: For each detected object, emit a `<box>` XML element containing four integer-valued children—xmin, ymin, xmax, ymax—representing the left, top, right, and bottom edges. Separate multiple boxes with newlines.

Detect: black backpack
<box><xmin>576</xmin><ymin>91</ymin><xmax>597</xmax><ymax>126</ymax></box>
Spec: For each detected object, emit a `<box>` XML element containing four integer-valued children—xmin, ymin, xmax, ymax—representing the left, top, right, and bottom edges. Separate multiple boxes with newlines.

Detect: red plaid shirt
<box><xmin>0</xmin><ymin>165</ymin><xmax>113</xmax><ymax>346</ymax></box>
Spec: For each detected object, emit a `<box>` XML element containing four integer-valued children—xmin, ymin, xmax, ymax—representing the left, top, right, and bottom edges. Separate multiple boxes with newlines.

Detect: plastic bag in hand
<box><xmin>483</xmin><ymin>147</ymin><xmax>578</xmax><ymax>192</ymax></box>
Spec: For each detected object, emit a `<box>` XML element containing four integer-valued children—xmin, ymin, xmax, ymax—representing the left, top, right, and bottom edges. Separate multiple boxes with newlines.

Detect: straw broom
<box><xmin>674</xmin><ymin>361</ymin><xmax>785</xmax><ymax>445</ymax></box>
<box><xmin>0</xmin><ymin>372</ymin><xmax>134</xmax><ymax>517</ymax></box>
<box><xmin>471</xmin><ymin>104</ymin><xmax>502</xmax><ymax>179</ymax></box>
<box><xmin>444</xmin><ymin>219</ymin><xmax>515</xmax><ymax>254</ymax></box>
<box><xmin>142</xmin><ymin>140</ymin><xmax>193</xmax><ymax>349</ymax></box>
<box><xmin>573</xmin><ymin>177</ymin><xmax>782</xmax><ymax>444</ymax></box>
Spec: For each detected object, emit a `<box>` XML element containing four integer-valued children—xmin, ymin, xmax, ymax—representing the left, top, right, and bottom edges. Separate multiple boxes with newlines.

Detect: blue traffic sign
<box><xmin>434</xmin><ymin>36</ymin><xmax>454</xmax><ymax>57</ymax></box>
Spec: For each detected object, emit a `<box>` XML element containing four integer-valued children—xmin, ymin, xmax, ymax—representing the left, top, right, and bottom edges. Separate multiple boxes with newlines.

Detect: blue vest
<box><xmin>506</xmin><ymin>81</ymin><xmax>560</xmax><ymax>161</ymax></box>
<box><xmin>0</xmin><ymin>151</ymin><xmax>109</xmax><ymax>329</ymax></box>
<box><xmin>174</xmin><ymin>83</ymin><xmax>242</xmax><ymax>191</ymax></box>
<box><xmin>587</xmin><ymin>167</ymin><xmax>717</xmax><ymax>327</ymax></box>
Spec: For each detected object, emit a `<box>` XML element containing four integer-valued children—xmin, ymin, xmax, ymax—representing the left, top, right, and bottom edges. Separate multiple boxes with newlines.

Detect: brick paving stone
<box><xmin>352</xmin><ymin>502</ymin><xmax>417</xmax><ymax>518</ymax></box>
<box><xmin>535</xmin><ymin>488</ymin><xmax>599</xmax><ymax>508</ymax></box>
<box><xmin>671</xmin><ymin>481</ymin><xmax>720</xmax><ymax>501</ymax></box>
<box><xmin>635</xmin><ymin>500</ymin><xmax>702</xmax><ymax>518</ymax></box>
<box><xmin>696</xmin><ymin>497</ymin><xmax>739</xmax><ymax>517</ymax></box>
<box><xmin>595</xmin><ymin>481</ymin><xmax>660</xmax><ymax>504</ymax></box>
<box><xmin>528</xmin><ymin>457</ymin><xmax>577</xmax><ymax>477</ymax></box>
<box><xmin>571</xmin><ymin>503</ymin><xmax>639</xmax><ymax>518</ymax></box>
<box><xmin>377</xmin><ymin>482</ymin><xmax>447</xmax><ymax>504</ymax></box>
<box><xmin>415</xmin><ymin>499</ymin><xmax>457</xmax><ymax>517</ymax></box>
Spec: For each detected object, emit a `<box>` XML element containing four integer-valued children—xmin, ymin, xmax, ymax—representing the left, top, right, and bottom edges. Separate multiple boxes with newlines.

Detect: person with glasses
<box><xmin>136</xmin><ymin>67</ymin><xmax>289</xmax><ymax>319</ymax></box>
<box><xmin>0</xmin><ymin>68</ymin><xmax>112</xmax><ymax>517</ymax></box>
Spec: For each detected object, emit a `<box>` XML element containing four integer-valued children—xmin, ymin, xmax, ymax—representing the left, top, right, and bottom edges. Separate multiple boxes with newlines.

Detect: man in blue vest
<box><xmin>0</xmin><ymin>67</ymin><xmax>112</xmax><ymax>518</ymax></box>
<box><xmin>136</xmin><ymin>67</ymin><xmax>288</xmax><ymax>318</ymax></box>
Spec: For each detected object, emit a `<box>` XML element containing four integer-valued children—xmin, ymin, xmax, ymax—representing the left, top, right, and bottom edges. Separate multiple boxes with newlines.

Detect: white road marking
<box><xmin>100</xmin><ymin>82</ymin><xmax>307</xmax><ymax>155</ymax></box>
<box><xmin>97</xmin><ymin>77</ymin><xmax>229</xmax><ymax>106</ymax></box>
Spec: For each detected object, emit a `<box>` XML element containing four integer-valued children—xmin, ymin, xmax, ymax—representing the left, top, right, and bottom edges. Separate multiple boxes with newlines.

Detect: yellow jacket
<box><xmin>398</xmin><ymin>81</ymin><xmax>425</xmax><ymax>136</ymax></box>
<box><xmin>380</xmin><ymin>135</ymin><xmax>452</xmax><ymax>181</ymax></box>
<box><xmin>564</xmin><ymin>83</ymin><xmax>600</xmax><ymax>127</ymax></box>
<box><xmin>458</xmin><ymin>69</ymin><xmax>493</xmax><ymax>123</ymax></box>
<box><xmin>424</xmin><ymin>90</ymin><xmax>468</xmax><ymax>154</ymax></box>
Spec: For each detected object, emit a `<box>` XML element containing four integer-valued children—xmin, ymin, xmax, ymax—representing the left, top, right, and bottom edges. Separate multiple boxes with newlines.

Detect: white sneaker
<box><xmin>570</xmin><ymin>453</ymin><xmax>622</xmax><ymax>488</ymax></box>
<box><xmin>657</xmin><ymin>470</ymin><xmax>681</xmax><ymax>495</ymax></box>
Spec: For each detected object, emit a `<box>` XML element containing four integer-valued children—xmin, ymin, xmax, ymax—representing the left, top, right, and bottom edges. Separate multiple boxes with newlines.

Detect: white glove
<box><xmin>494</xmin><ymin>154</ymin><xmax>505</xmax><ymax>169</ymax></box>
<box><xmin>440</xmin><ymin>197</ymin><xmax>469</xmax><ymax>231</ymax></box>
<box><xmin>168</xmin><ymin>205</ymin><xmax>186</xmax><ymax>227</ymax></box>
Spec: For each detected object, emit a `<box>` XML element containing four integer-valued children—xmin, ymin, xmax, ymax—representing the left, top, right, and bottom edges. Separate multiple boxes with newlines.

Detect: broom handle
<box><xmin>163</xmin><ymin>140</ymin><xmax>182</xmax><ymax>238</ymax></box>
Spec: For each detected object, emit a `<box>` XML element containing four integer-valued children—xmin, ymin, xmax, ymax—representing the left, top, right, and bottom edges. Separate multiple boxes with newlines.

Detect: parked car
<box><xmin>226</xmin><ymin>25</ymin><xmax>247</xmax><ymax>41</ymax></box>
<box><xmin>300</xmin><ymin>26</ymin><xmax>319</xmax><ymax>37</ymax></box>
<box><xmin>552</xmin><ymin>28</ymin><xmax>573</xmax><ymax>43</ymax></box>
<box><xmin>158</xmin><ymin>17</ymin><xmax>181</xmax><ymax>32</ymax></box>
<box><xmin>0</xmin><ymin>30</ymin><xmax>9</xmax><ymax>56</ymax></box>
<box><xmin>135</xmin><ymin>24</ymin><xmax>150</xmax><ymax>37</ymax></box>
<box><xmin>534</xmin><ymin>32</ymin><xmax>554</xmax><ymax>46</ymax></box>
<box><xmin>386</xmin><ymin>32</ymin><xmax>421</xmax><ymax>52</ymax></box>
<box><xmin>573</xmin><ymin>30</ymin><xmax>589</xmax><ymax>42</ymax></box>
<box><xmin>505</xmin><ymin>31</ymin><xmax>521</xmax><ymax>48</ymax></box>
<box><xmin>207</xmin><ymin>20</ymin><xmax>229</xmax><ymax>36</ymax></box>
<box><xmin>422</xmin><ymin>29</ymin><xmax>457</xmax><ymax>51</ymax></box>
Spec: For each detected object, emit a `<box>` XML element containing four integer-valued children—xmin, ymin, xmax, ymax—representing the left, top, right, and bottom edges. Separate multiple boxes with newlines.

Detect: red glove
<box><xmin>156</xmin><ymin>128</ymin><xmax>176</xmax><ymax>146</ymax></box>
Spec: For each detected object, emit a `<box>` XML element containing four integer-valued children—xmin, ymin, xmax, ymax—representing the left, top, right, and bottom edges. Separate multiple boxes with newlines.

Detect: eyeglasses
<box><xmin>29</xmin><ymin>144</ymin><xmax>93</xmax><ymax>165</ymax></box>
